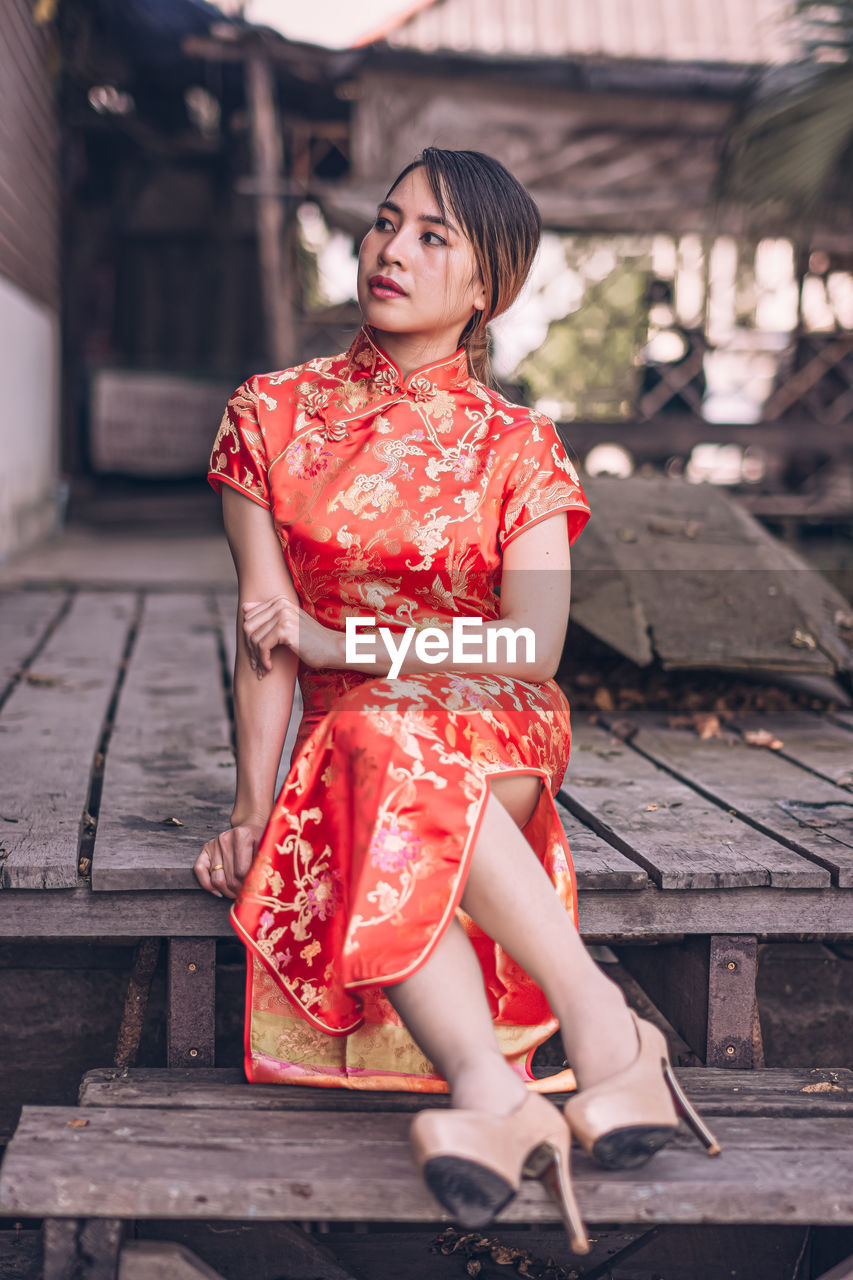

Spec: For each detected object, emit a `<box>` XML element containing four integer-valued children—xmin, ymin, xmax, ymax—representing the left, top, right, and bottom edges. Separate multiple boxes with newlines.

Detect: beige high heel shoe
<box><xmin>410</xmin><ymin>1090</ymin><xmax>590</xmax><ymax>1254</ymax></box>
<box><xmin>563</xmin><ymin>1008</ymin><xmax>723</xmax><ymax>1170</ymax></box>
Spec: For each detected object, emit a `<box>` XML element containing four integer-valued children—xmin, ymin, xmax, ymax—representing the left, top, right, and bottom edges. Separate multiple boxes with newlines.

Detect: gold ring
<box><xmin>211</xmin><ymin>864</ymin><xmax>225</xmax><ymax>872</ymax></box>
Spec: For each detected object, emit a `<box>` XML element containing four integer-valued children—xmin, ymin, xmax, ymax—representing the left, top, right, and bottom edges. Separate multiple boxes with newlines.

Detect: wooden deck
<box><xmin>1</xmin><ymin>584</ymin><xmax>851</xmax><ymax>1071</ymax></box>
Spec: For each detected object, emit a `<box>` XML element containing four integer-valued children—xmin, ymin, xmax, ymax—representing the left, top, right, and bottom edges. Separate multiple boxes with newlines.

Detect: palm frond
<box><xmin>717</xmin><ymin>0</ymin><xmax>853</xmax><ymax>215</ymax></box>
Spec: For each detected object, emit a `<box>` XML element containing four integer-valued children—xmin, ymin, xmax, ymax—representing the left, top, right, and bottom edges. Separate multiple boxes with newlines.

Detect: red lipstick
<box><xmin>369</xmin><ymin>274</ymin><xmax>407</xmax><ymax>298</ymax></box>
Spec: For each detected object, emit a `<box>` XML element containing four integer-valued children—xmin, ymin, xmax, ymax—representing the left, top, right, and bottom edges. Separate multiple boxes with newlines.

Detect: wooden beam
<box><xmin>77</xmin><ymin>1065</ymin><xmax>853</xmax><ymax>1117</ymax></box>
<box><xmin>7</xmin><ymin>1105</ymin><xmax>853</xmax><ymax>1224</ymax></box>
<box><xmin>553</xmin><ymin>416</ymin><xmax>853</xmax><ymax>460</ymax></box>
<box><xmin>43</xmin><ymin>1218</ymin><xmax>124</xmax><ymax>1280</ymax></box>
<box><xmin>614</xmin><ymin>936</ymin><xmax>763</xmax><ymax>1067</ymax></box>
<box><xmin>244</xmin><ymin>46</ymin><xmax>295</xmax><ymax>367</ymax></box>
<box><xmin>1</xmin><ymin>884</ymin><xmax>852</xmax><ymax>938</ymax></box>
<box><xmin>167</xmin><ymin>938</ymin><xmax>217</xmax><ymax>1068</ymax></box>
<box><xmin>114</xmin><ymin>938</ymin><xmax>161</xmax><ymax>1070</ymax></box>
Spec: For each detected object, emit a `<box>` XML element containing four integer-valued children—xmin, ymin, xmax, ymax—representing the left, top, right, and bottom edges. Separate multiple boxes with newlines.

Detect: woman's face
<box><xmin>357</xmin><ymin>165</ymin><xmax>487</xmax><ymax>347</ymax></box>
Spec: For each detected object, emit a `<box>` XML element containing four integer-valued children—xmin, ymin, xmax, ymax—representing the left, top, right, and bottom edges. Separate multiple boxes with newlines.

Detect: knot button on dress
<box><xmin>208</xmin><ymin>324</ymin><xmax>591</xmax><ymax>1092</ymax></box>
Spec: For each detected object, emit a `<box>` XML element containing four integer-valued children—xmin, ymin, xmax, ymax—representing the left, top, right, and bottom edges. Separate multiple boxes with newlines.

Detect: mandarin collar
<box><xmin>343</xmin><ymin>324</ymin><xmax>471</xmax><ymax>399</ymax></box>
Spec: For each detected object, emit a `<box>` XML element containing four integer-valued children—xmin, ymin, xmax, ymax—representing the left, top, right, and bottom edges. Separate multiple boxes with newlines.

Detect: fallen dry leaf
<box><xmin>78</xmin><ymin>857</ymin><xmax>91</xmax><ymax>876</ymax></box>
<box><xmin>801</xmin><ymin>1082</ymin><xmax>844</xmax><ymax>1094</ymax></box>
<box><xmin>25</xmin><ymin>671</ymin><xmax>62</xmax><ymax>688</ymax></box>
<box><xmin>791</xmin><ymin>629</ymin><xmax>817</xmax><ymax>650</ymax></box>
<box><xmin>490</xmin><ymin>1245</ymin><xmax>520</xmax><ymax>1264</ymax></box>
<box><xmin>744</xmin><ymin>729</ymin><xmax>784</xmax><ymax>750</ymax></box>
<box><xmin>609</xmin><ymin>717</ymin><xmax>639</xmax><ymax>743</ymax></box>
<box><xmin>593</xmin><ymin>686</ymin><xmax>615</xmax><ymax>712</ymax></box>
<box><xmin>163</xmin><ymin>817</ymin><xmax>184</xmax><ymax>827</ymax></box>
<box><xmin>694</xmin><ymin>712</ymin><xmax>722</xmax><ymax>740</ymax></box>
<box><xmin>645</xmin><ymin>802</ymin><xmax>660</xmax><ymax>811</ymax></box>
<box><xmin>67</xmin><ymin>1118</ymin><xmax>89</xmax><ymax>1127</ymax></box>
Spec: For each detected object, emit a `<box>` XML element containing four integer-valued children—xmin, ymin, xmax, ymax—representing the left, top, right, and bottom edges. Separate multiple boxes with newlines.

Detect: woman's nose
<box><xmin>378</xmin><ymin>229</ymin><xmax>408</xmax><ymax>267</ymax></box>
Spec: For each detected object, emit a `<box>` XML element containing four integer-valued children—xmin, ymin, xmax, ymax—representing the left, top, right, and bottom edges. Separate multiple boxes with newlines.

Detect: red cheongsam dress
<box><xmin>208</xmin><ymin>323</ymin><xmax>591</xmax><ymax>1092</ymax></box>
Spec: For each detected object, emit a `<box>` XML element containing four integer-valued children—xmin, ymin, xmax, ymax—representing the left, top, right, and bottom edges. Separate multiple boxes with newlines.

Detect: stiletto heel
<box><xmin>564</xmin><ymin>1008</ymin><xmax>723</xmax><ymax>1170</ymax></box>
<box><xmin>523</xmin><ymin>1133</ymin><xmax>589</xmax><ymax>1256</ymax></box>
<box><xmin>410</xmin><ymin>1091</ymin><xmax>590</xmax><ymax>1254</ymax></box>
<box><xmin>662</xmin><ymin>1059</ymin><xmax>722</xmax><ymax>1155</ymax></box>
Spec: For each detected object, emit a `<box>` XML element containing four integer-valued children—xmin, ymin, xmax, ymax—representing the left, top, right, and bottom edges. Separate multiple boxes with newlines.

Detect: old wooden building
<box><xmin>0</xmin><ymin>0</ymin><xmax>62</xmax><ymax>559</ymax></box>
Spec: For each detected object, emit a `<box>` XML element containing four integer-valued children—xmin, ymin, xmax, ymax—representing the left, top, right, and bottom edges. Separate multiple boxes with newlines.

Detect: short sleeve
<box><xmin>499</xmin><ymin>417</ymin><xmax>591</xmax><ymax>551</ymax></box>
<box><xmin>207</xmin><ymin>379</ymin><xmax>271</xmax><ymax>510</ymax></box>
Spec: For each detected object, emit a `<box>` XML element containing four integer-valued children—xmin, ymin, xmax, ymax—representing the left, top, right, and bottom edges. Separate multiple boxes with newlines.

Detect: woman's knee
<box><xmin>488</xmin><ymin>772</ymin><xmax>544</xmax><ymax>829</ymax></box>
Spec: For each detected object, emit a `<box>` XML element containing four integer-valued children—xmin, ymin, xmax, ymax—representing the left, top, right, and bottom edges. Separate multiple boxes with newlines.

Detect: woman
<box><xmin>196</xmin><ymin>148</ymin><xmax>720</xmax><ymax>1250</ymax></box>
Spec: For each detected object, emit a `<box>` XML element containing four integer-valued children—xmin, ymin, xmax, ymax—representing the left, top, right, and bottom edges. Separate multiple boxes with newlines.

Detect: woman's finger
<box><xmin>243</xmin><ymin>598</ymin><xmax>280</xmax><ymax>626</ymax></box>
<box><xmin>244</xmin><ymin>608</ymin><xmax>280</xmax><ymax>650</ymax></box>
<box><xmin>210</xmin><ymin>839</ymin><xmax>238</xmax><ymax>899</ymax></box>
<box><xmin>194</xmin><ymin>844</ymin><xmax>224</xmax><ymax>899</ymax></box>
<box><xmin>211</xmin><ymin>863</ymin><xmax>236</xmax><ymax>899</ymax></box>
<box><xmin>233</xmin><ymin>828</ymin><xmax>259</xmax><ymax>882</ymax></box>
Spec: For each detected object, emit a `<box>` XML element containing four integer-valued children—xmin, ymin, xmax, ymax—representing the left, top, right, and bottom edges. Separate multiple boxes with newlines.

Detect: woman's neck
<box><xmin>368</xmin><ymin>325</ymin><xmax>464</xmax><ymax>381</ymax></box>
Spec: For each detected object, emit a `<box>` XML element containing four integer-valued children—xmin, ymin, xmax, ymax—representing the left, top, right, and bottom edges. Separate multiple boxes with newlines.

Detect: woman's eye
<box><xmin>423</xmin><ymin>231</ymin><xmax>447</xmax><ymax>246</ymax></box>
<box><xmin>375</xmin><ymin>216</ymin><xmax>394</xmax><ymax>231</ymax></box>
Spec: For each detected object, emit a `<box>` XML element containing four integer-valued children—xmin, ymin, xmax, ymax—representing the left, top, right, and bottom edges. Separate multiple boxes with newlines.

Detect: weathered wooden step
<box><xmin>78</xmin><ymin>1065</ymin><xmax>853</xmax><ymax>1117</ymax></box>
<box><xmin>2</xmin><ymin>1104</ymin><xmax>853</xmax><ymax>1226</ymax></box>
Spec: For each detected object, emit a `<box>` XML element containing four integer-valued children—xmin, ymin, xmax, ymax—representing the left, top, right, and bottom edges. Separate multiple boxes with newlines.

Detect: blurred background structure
<box><xmin>3</xmin><ymin>11</ymin><xmax>853</xmax><ymax>1280</ymax></box>
<box><xmin>2</xmin><ymin>0</ymin><xmax>853</xmax><ymax>588</ymax></box>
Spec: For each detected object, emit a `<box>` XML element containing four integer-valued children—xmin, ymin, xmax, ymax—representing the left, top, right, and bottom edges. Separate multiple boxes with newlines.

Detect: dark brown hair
<box><xmin>384</xmin><ymin>147</ymin><xmax>541</xmax><ymax>383</ymax></box>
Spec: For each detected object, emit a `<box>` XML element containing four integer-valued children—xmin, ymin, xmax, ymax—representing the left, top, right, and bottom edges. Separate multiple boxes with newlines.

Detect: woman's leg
<box><xmin>385</xmin><ymin>912</ymin><xmax>529</xmax><ymax>1115</ymax></box>
<box><xmin>384</xmin><ymin>784</ymin><xmax>638</xmax><ymax>1114</ymax></box>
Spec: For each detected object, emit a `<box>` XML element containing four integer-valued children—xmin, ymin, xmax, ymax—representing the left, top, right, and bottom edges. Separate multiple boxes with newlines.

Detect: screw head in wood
<box><xmin>725</xmin><ymin>1044</ymin><xmax>735</xmax><ymax>1055</ymax></box>
<box><xmin>189</xmin><ymin>1048</ymin><xmax>198</xmax><ymax>1058</ymax></box>
<box><xmin>727</xmin><ymin>961</ymin><xmax>737</xmax><ymax>970</ymax></box>
<box><xmin>188</xmin><ymin>962</ymin><xmax>197</xmax><ymax>972</ymax></box>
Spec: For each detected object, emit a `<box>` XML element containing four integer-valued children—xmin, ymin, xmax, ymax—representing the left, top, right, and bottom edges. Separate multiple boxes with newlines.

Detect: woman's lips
<box><xmin>369</xmin><ymin>276</ymin><xmax>407</xmax><ymax>299</ymax></box>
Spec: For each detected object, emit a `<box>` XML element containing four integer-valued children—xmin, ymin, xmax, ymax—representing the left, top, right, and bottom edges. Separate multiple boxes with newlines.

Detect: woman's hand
<box><xmin>242</xmin><ymin>596</ymin><xmax>342</xmax><ymax>677</ymax></box>
<box><xmin>195</xmin><ymin>821</ymin><xmax>266</xmax><ymax>900</ymax></box>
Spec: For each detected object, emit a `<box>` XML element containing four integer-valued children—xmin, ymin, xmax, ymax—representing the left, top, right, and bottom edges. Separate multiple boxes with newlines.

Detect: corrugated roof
<box><xmin>359</xmin><ymin>0</ymin><xmax>800</xmax><ymax>65</ymax></box>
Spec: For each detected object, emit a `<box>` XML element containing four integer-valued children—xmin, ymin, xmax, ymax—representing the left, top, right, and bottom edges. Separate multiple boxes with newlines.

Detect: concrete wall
<box><xmin>0</xmin><ymin>273</ymin><xmax>61</xmax><ymax>559</ymax></box>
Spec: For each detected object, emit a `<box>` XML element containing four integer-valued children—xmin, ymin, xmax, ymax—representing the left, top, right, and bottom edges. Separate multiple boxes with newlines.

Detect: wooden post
<box><xmin>614</xmin><ymin>935</ymin><xmax>763</xmax><ymax>1068</ymax></box>
<box><xmin>167</xmin><ymin>938</ymin><xmax>217</xmax><ymax>1067</ymax></box>
<box><xmin>244</xmin><ymin>43</ymin><xmax>295</xmax><ymax>367</ymax></box>
<box><xmin>43</xmin><ymin>1218</ymin><xmax>124</xmax><ymax>1280</ymax></box>
<box><xmin>114</xmin><ymin>937</ymin><xmax>161</xmax><ymax>1070</ymax></box>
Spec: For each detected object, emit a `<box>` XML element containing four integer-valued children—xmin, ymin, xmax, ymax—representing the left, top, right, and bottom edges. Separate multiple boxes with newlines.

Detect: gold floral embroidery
<box><xmin>210</xmin><ymin>324</ymin><xmax>592</xmax><ymax>1083</ymax></box>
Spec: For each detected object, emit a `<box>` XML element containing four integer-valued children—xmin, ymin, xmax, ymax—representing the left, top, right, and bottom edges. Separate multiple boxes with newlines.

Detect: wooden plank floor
<box><xmin>77</xmin><ymin>1065</ymin><xmax>853</xmax><ymax>1116</ymax></box>
<box><xmin>0</xmin><ymin>592</ymin><xmax>137</xmax><ymax>889</ymax></box>
<box><xmin>596</xmin><ymin>710</ymin><xmax>853</xmax><ymax>886</ymax></box>
<box><xmin>93</xmin><ymin>593</ymin><xmax>234</xmax><ymax>891</ymax></box>
<box><xmin>3</xmin><ymin>1103</ymin><xmax>853</xmax><ymax>1225</ymax></box>
<box><xmin>1</xmin><ymin>584</ymin><xmax>851</xmax><ymax>941</ymax></box>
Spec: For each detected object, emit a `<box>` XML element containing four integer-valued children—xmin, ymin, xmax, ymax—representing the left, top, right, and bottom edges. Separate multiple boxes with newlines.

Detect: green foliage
<box><xmin>717</xmin><ymin>0</ymin><xmax>853</xmax><ymax>215</ymax></box>
<box><xmin>517</xmin><ymin>255</ymin><xmax>650</xmax><ymax>420</ymax></box>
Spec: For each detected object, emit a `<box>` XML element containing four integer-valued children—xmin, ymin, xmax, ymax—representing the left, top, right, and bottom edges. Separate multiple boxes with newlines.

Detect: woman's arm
<box><xmin>225</xmin><ymin>487</ymin><xmax>300</xmax><ymax>824</ymax></box>
<box><xmin>337</xmin><ymin>512</ymin><xmax>573</xmax><ymax>682</ymax></box>
<box><xmin>195</xmin><ymin>487</ymin><xmax>298</xmax><ymax>899</ymax></box>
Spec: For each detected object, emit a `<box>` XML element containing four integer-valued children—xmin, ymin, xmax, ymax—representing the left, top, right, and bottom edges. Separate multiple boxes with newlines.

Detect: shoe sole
<box><xmin>423</xmin><ymin>1156</ymin><xmax>516</xmax><ymax>1228</ymax></box>
<box><xmin>591</xmin><ymin>1124</ymin><xmax>678</xmax><ymax>1170</ymax></box>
